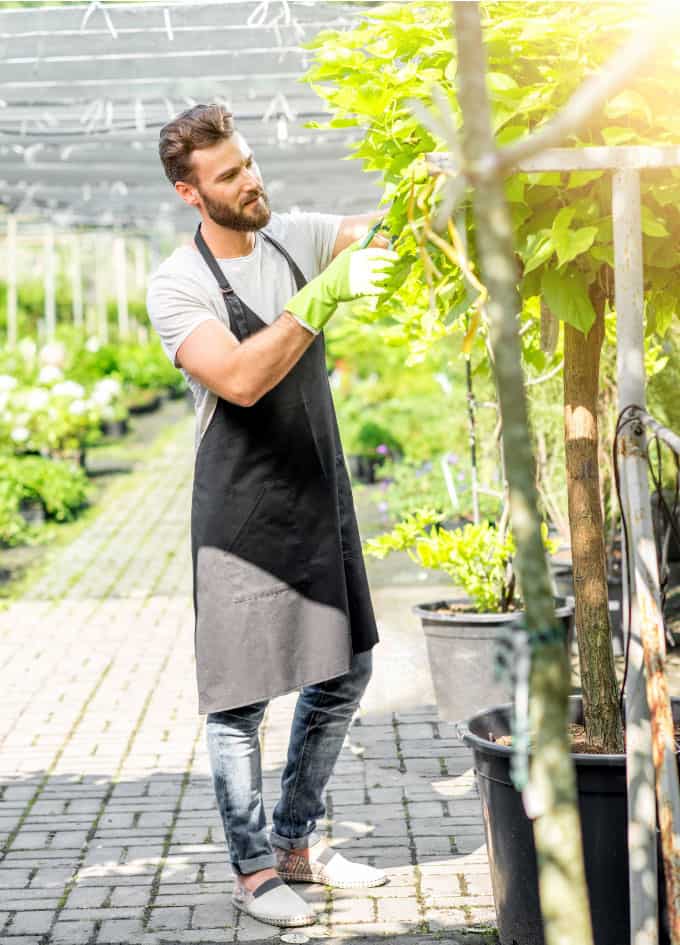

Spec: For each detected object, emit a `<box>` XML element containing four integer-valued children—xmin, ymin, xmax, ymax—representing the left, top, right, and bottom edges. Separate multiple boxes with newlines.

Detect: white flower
<box><xmin>0</xmin><ymin>374</ymin><xmax>17</xmax><ymax>391</ymax></box>
<box><xmin>52</xmin><ymin>381</ymin><xmax>85</xmax><ymax>399</ymax></box>
<box><xmin>18</xmin><ymin>338</ymin><xmax>37</xmax><ymax>362</ymax></box>
<box><xmin>10</xmin><ymin>426</ymin><xmax>29</xmax><ymax>443</ymax></box>
<box><xmin>25</xmin><ymin>388</ymin><xmax>50</xmax><ymax>411</ymax></box>
<box><xmin>38</xmin><ymin>365</ymin><xmax>63</xmax><ymax>385</ymax></box>
<box><xmin>85</xmin><ymin>336</ymin><xmax>101</xmax><ymax>352</ymax></box>
<box><xmin>40</xmin><ymin>342</ymin><xmax>66</xmax><ymax>368</ymax></box>
<box><xmin>92</xmin><ymin>378</ymin><xmax>121</xmax><ymax>405</ymax></box>
<box><xmin>68</xmin><ymin>399</ymin><xmax>88</xmax><ymax>416</ymax></box>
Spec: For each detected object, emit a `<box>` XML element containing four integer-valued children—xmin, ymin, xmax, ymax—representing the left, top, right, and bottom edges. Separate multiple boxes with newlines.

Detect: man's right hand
<box><xmin>285</xmin><ymin>241</ymin><xmax>399</xmax><ymax>334</ymax></box>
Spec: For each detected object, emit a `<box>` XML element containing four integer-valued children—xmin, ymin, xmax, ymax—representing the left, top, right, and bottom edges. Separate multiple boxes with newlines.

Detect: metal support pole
<box><xmin>43</xmin><ymin>225</ymin><xmax>56</xmax><ymax>342</ymax></box>
<box><xmin>614</xmin><ymin>167</ymin><xmax>680</xmax><ymax>945</ymax></box>
<box><xmin>70</xmin><ymin>233</ymin><xmax>83</xmax><ymax>329</ymax></box>
<box><xmin>113</xmin><ymin>235</ymin><xmax>129</xmax><ymax>338</ymax></box>
<box><xmin>6</xmin><ymin>214</ymin><xmax>18</xmax><ymax>347</ymax></box>
<box><xmin>133</xmin><ymin>238</ymin><xmax>146</xmax><ymax>292</ymax></box>
<box><xmin>95</xmin><ymin>232</ymin><xmax>109</xmax><ymax>343</ymax></box>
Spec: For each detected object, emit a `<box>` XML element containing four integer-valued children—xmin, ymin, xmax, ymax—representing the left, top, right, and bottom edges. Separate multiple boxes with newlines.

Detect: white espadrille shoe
<box><xmin>232</xmin><ymin>876</ymin><xmax>316</xmax><ymax>928</ymax></box>
<box><xmin>275</xmin><ymin>843</ymin><xmax>387</xmax><ymax>889</ymax></box>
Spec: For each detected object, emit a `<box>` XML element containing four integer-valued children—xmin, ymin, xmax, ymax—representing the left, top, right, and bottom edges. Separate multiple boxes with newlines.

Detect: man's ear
<box><xmin>175</xmin><ymin>181</ymin><xmax>201</xmax><ymax>208</ymax></box>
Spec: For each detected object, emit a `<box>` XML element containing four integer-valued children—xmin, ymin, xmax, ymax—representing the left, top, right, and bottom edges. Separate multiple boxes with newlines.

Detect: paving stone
<box><xmin>231</xmin><ymin>915</ymin><xmax>281</xmax><ymax>940</ymax></box>
<box><xmin>0</xmin><ymin>869</ymin><xmax>31</xmax><ymax>889</ymax></box>
<box><xmin>5</xmin><ymin>912</ymin><xmax>53</xmax><ymax>935</ymax></box>
<box><xmin>330</xmin><ymin>897</ymin><xmax>376</xmax><ymax>924</ymax></box>
<box><xmin>96</xmin><ymin>918</ymin><xmax>146</xmax><ymax>942</ymax></box>
<box><xmin>108</xmin><ymin>884</ymin><xmax>151</xmax><ymax>907</ymax></box>
<box><xmin>64</xmin><ymin>885</ymin><xmax>110</xmax><ymax>908</ymax></box>
<box><xmin>376</xmin><ymin>897</ymin><xmax>423</xmax><ymax>923</ymax></box>
<box><xmin>191</xmin><ymin>899</ymin><xmax>235</xmax><ymax>929</ymax></box>
<box><xmin>50</xmin><ymin>919</ymin><xmax>98</xmax><ymax>944</ymax></box>
<box><xmin>147</xmin><ymin>906</ymin><xmax>191</xmax><ymax>931</ymax></box>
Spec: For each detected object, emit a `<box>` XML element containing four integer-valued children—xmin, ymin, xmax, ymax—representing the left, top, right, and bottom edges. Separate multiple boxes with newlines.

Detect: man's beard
<box><xmin>199</xmin><ymin>187</ymin><xmax>272</xmax><ymax>231</ymax></box>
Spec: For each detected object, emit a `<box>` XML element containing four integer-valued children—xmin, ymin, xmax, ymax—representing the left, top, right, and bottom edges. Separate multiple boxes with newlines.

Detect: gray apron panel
<box><xmin>195</xmin><ymin>546</ymin><xmax>352</xmax><ymax>714</ymax></box>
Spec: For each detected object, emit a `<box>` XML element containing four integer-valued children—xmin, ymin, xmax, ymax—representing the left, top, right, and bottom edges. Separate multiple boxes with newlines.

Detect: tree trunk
<box><xmin>452</xmin><ymin>6</ymin><xmax>594</xmax><ymax>945</ymax></box>
<box><xmin>563</xmin><ymin>288</ymin><xmax>624</xmax><ymax>752</ymax></box>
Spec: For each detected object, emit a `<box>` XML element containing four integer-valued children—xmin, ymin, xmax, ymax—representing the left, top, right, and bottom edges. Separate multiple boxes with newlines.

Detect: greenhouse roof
<box><xmin>0</xmin><ymin>0</ymin><xmax>382</xmax><ymax>229</ymax></box>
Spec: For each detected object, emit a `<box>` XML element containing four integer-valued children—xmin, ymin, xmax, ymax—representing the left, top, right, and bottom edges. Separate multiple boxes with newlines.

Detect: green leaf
<box><xmin>590</xmin><ymin>245</ymin><xmax>615</xmax><ymax>267</ymax></box>
<box><xmin>504</xmin><ymin>176</ymin><xmax>525</xmax><ymax>203</ymax></box>
<box><xmin>553</xmin><ymin>225</ymin><xmax>598</xmax><ymax>268</ymax></box>
<box><xmin>522</xmin><ymin>232</ymin><xmax>555</xmax><ymax>274</ymax></box>
<box><xmin>601</xmin><ymin>126</ymin><xmax>637</xmax><ymax>146</ymax></box>
<box><xmin>541</xmin><ymin>268</ymin><xmax>596</xmax><ymax>335</ymax></box>
<box><xmin>641</xmin><ymin>206</ymin><xmax>669</xmax><ymax>237</ymax></box>
<box><xmin>567</xmin><ymin>171</ymin><xmax>604</xmax><ymax>189</ymax></box>
<box><xmin>552</xmin><ymin>206</ymin><xmax>576</xmax><ymax>232</ymax></box>
<box><xmin>605</xmin><ymin>90</ymin><xmax>652</xmax><ymax>124</ymax></box>
<box><xmin>487</xmin><ymin>71</ymin><xmax>519</xmax><ymax>92</ymax></box>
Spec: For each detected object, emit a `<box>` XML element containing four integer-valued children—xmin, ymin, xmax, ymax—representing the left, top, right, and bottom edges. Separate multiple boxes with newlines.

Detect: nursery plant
<box><xmin>366</xmin><ymin>510</ymin><xmax>557</xmax><ymax>613</ymax></box>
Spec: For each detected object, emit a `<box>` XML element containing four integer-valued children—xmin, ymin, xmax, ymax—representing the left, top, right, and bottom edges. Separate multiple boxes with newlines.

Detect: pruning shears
<box><xmin>359</xmin><ymin>217</ymin><xmax>393</xmax><ymax>249</ymax></box>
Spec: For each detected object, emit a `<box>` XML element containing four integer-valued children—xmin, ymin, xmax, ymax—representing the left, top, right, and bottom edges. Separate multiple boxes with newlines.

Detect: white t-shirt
<box><xmin>146</xmin><ymin>211</ymin><xmax>343</xmax><ymax>451</ymax></box>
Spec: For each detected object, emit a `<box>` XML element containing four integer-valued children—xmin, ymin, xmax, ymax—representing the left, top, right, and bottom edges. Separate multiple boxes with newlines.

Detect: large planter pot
<box><xmin>412</xmin><ymin>597</ymin><xmax>574</xmax><ymax>723</ymax></box>
<box><xmin>462</xmin><ymin>695</ymin><xmax>679</xmax><ymax>945</ymax></box>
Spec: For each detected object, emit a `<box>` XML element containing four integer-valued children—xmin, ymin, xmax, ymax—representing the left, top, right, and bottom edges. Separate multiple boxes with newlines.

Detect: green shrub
<box><xmin>0</xmin><ymin>455</ymin><xmax>90</xmax><ymax>522</ymax></box>
<box><xmin>0</xmin><ymin>477</ymin><xmax>29</xmax><ymax>547</ymax></box>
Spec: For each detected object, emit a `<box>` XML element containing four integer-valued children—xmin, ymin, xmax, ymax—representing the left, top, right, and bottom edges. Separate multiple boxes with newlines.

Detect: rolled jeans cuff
<box><xmin>269</xmin><ymin>829</ymin><xmax>322</xmax><ymax>851</ymax></box>
<box><xmin>234</xmin><ymin>852</ymin><xmax>277</xmax><ymax>875</ymax></box>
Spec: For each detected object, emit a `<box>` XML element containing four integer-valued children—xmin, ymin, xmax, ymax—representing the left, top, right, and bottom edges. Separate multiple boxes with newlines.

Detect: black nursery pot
<box><xmin>462</xmin><ymin>695</ymin><xmax>679</xmax><ymax>945</ymax></box>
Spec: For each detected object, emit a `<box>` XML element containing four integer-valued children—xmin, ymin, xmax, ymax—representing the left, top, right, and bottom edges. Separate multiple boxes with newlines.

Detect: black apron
<box><xmin>190</xmin><ymin>223</ymin><xmax>379</xmax><ymax>714</ymax></box>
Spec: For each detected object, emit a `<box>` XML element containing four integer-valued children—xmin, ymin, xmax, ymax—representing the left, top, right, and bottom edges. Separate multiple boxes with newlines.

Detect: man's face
<box><xmin>187</xmin><ymin>133</ymin><xmax>271</xmax><ymax>231</ymax></box>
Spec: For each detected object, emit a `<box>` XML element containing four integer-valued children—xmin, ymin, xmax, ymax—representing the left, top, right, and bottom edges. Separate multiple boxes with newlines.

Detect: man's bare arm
<box><xmin>176</xmin><ymin>313</ymin><xmax>315</xmax><ymax>408</ymax></box>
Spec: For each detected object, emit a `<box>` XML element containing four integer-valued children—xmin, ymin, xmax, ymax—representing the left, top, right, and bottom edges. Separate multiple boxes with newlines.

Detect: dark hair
<box><xmin>158</xmin><ymin>104</ymin><xmax>235</xmax><ymax>185</ymax></box>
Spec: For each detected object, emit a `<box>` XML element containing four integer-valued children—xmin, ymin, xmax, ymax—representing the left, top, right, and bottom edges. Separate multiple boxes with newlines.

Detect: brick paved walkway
<box><xmin>0</xmin><ymin>415</ymin><xmax>496</xmax><ymax>945</ymax></box>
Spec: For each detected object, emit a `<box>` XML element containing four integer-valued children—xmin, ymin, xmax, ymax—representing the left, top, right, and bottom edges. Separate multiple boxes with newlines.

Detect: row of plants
<box><xmin>0</xmin><ymin>328</ymin><xmax>186</xmax><ymax>547</ymax></box>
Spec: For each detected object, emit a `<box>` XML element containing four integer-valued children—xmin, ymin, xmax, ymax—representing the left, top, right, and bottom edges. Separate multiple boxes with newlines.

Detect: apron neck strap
<box><xmin>193</xmin><ymin>223</ymin><xmax>310</xmax><ymax>342</ymax></box>
<box><xmin>260</xmin><ymin>232</ymin><xmax>307</xmax><ymax>291</ymax></box>
<box><xmin>194</xmin><ymin>223</ymin><xmax>235</xmax><ymax>297</ymax></box>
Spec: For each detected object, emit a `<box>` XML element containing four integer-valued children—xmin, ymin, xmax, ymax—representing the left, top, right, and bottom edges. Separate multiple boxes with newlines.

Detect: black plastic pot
<box><xmin>462</xmin><ymin>695</ymin><xmax>679</xmax><ymax>945</ymax></box>
<box><xmin>19</xmin><ymin>498</ymin><xmax>45</xmax><ymax>527</ymax></box>
<box><xmin>127</xmin><ymin>393</ymin><xmax>162</xmax><ymax>415</ymax></box>
<box><xmin>347</xmin><ymin>454</ymin><xmax>381</xmax><ymax>484</ymax></box>
<box><xmin>100</xmin><ymin>418</ymin><xmax>129</xmax><ymax>438</ymax></box>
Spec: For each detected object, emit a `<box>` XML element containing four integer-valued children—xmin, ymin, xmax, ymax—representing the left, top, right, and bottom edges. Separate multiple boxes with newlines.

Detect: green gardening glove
<box><xmin>285</xmin><ymin>241</ymin><xmax>399</xmax><ymax>334</ymax></box>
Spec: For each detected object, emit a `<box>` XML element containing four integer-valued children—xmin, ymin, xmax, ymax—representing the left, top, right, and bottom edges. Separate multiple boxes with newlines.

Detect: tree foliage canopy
<box><xmin>304</xmin><ymin>1</ymin><xmax>680</xmax><ymax>361</ymax></box>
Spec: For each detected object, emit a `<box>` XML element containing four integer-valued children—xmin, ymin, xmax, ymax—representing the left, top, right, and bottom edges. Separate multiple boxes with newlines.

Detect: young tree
<box><xmin>303</xmin><ymin>0</ymin><xmax>679</xmax><ymax>751</ymax></box>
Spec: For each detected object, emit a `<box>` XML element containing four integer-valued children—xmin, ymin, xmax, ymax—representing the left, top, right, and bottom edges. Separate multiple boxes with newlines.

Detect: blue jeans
<box><xmin>205</xmin><ymin>649</ymin><xmax>373</xmax><ymax>875</ymax></box>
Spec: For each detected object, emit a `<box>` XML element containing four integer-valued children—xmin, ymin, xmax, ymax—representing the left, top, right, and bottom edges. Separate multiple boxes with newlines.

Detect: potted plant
<box><xmin>350</xmin><ymin>420</ymin><xmax>403</xmax><ymax>484</ymax></box>
<box><xmin>364</xmin><ymin>511</ymin><xmax>572</xmax><ymax>722</ymax></box>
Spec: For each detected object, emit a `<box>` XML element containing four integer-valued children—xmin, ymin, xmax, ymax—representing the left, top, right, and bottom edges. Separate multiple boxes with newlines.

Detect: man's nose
<box><xmin>241</xmin><ymin>165</ymin><xmax>260</xmax><ymax>187</ymax></box>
